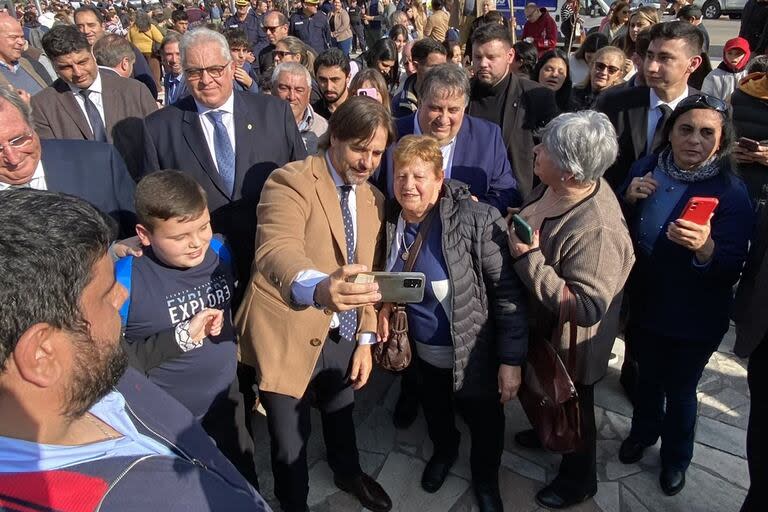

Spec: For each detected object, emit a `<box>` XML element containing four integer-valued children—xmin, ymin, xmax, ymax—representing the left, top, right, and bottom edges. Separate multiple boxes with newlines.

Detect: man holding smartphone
<box><xmin>236</xmin><ymin>97</ymin><xmax>396</xmax><ymax>512</ymax></box>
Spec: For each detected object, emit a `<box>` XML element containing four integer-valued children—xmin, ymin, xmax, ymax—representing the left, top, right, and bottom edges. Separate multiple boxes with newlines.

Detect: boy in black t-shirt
<box><xmin>117</xmin><ymin>170</ymin><xmax>258</xmax><ymax>488</ymax></box>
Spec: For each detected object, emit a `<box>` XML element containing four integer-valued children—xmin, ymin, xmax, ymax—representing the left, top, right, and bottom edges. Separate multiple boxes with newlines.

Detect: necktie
<box><xmin>650</xmin><ymin>104</ymin><xmax>673</xmax><ymax>155</ymax></box>
<box><xmin>79</xmin><ymin>89</ymin><xmax>107</xmax><ymax>142</ymax></box>
<box><xmin>338</xmin><ymin>185</ymin><xmax>357</xmax><ymax>342</ymax></box>
<box><xmin>166</xmin><ymin>77</ymin><xmax>178</xmax><ymax>105</ymax></box>
<box><xmin>206</xmin><ymin>111</ymin><xmax>236</xmax><ymax>197</ymax></box>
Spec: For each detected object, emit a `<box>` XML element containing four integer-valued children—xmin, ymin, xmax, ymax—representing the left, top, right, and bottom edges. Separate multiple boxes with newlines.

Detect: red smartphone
<box><xmin>679</xmin><ymin>197</ymin><xmax>719</xmax><ymax>225</ymax></box>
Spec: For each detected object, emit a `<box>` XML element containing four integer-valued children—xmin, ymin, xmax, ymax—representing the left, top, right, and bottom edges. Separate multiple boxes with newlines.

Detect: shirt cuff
<box><xmin>291</xmin><ymin>269</ymin><xmax>329</xmax><ymax>307</ymax></box>
<box><xmin>357</xmin><ymin>332</ymin><xmax>377</xmax><ymax>345</ymax></box>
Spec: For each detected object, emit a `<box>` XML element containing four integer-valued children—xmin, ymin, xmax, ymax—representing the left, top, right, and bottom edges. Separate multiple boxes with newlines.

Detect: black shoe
<box><xmin>660</xmin><ymin>468</ymin><xmax>685</xmax><ymax>496</ymax></box>
<box><xmin>474</xmin><ymin>482</ymin><xmax>503</xmax><ymax>512</ymax></box>
<box><xmin>535</xmin><ymin>483</ymin><xmax>596</xmax><ymax>510</ymax></box>
<box><xmin>421</xmin><ymin>452</ymin><xmax>458</xmax><ymax>493</ymax></box>
<box><xmin>514</xmin><ymin>429</ymin><xmax>542</xmax><ymax>450</ymax></box>
<box><xmin>334</xmin><ymin>473</ymin><xmax>392</xmax><ymax>512</ymax></box>
<box><xmin>393</xmin><ymin>390</ymin><xmax>419</xmax><ymax>429</ymax></box>
<box><xmin>619</xmin><ymin>438</ymin><xmax>647</xmax><ymax>464</ymax></box>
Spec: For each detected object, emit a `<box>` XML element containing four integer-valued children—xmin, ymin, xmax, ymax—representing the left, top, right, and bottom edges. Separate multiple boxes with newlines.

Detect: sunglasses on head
<box><xmin>677</xmin><ymin>94</ymin><xmax>728</xmax><ymax>113</ymax></box>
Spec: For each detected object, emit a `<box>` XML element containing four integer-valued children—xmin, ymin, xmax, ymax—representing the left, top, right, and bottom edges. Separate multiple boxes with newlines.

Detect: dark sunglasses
<box><xmin>677</xmin><ymin>94</ymin><xmax>728</xmax><ymax>113</ymax></box>
<box><xmin>593</xmin><ymin>61</ymin><xmax>621</xmax><ymax>75</ymax></box>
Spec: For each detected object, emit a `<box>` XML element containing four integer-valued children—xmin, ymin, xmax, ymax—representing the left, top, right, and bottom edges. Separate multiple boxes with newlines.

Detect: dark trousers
<box><xmin>742</xmin><ymin>339</ymin><xmax>768</xmax><ymax>511</ymax></box>
<box><xmin>351</xmin><ymin>23</ymin><xmax>366</xmax><ymax>51</ymax></box>
<box><xmin>628</xmin><ymin>327</ymin><xmax>716</xmax><ymax>471</ymax></box>
<box><xmin>551</xmin><ymin>383</ymin><xmax>597</xmax><ymax>498</ymax></box>
<box><xmin>201</xmin><ymin>375</ymin><xmax>259</xmax><ymax>489</ymax></box>
<box><xmin>417</xmin><ymin>358</ymin><xmax>504</xmax><ymax>485</ymax></box>
<box><xmin>259</xmin><ymin>334</ymin><xmax>361</xmax><ymax>512</ymax></box>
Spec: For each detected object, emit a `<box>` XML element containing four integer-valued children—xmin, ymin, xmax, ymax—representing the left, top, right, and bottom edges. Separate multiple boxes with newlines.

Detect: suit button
<box><xmin>310</xmin><ymin>338</ymin><xmax>322</xmax><ymax>347</ymax></box>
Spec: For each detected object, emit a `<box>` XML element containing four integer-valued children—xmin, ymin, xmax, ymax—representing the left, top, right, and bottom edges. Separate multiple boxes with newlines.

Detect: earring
<box><xmin>561</xmin><ymin>176</ymin><xmax>566</xmax><ymax>182</ymax></box>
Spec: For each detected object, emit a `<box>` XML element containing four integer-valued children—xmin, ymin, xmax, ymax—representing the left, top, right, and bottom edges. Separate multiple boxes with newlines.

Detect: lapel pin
<box><xmin>247</xmin><ymin>124</ymin><xmax>253</xmax><ymax>130</ymax></box>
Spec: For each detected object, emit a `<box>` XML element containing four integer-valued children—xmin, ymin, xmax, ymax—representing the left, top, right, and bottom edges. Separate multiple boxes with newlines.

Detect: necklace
<box><xmin>86</xmin><ymin>413</ymin><xmax>118</xmax><ymax>440</ymax></box>
<box><xmin>398</xmin><ymin>231</ymin><xmax>416</xmax><ymax>261</ymax></box>
<box><xmin>525</xmin><ymin>190</ymin><xmax>566</xmax><ymax>219</ymax></box>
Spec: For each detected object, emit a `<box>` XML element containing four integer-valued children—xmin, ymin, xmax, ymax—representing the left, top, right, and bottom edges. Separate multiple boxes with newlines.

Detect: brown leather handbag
<box><xmin>373</xmin><ymin>211</ymin><xmax>435</xmax><ymax>372</ymax></box>
<box><xmin>518</xmin><ymin>285</ymin><xmax>583</xmax><ymax>454</ymax></box>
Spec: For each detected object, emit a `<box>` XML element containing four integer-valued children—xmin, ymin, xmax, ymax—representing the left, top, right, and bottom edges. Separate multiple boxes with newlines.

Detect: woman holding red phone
<box><xmin>617</xmin><ymin>94</ymin><xmax>754</xmax><ymax>496</ymax></box>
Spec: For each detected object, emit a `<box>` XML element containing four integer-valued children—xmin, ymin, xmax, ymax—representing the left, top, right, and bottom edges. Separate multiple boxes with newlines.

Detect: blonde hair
<box><xmin>393</xmin><ymin>135</ymin><xmax>444</xmax><ymax>177</ymax></box>
<box><xmin>580</xmin><ymin>45</ymin><xmax>627</xmax><ymax>88</ymax></box>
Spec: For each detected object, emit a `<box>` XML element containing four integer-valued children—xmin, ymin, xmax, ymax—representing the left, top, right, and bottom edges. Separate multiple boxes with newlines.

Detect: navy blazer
<box><xmin>618</xmin><ymin>155</ymin><xmax>754</xmax><ymax>343</ymax></box>
<box><xmin>374</xmin><ymin>114</ymin><xmax>521</xmax><ymax>213</ymax></box>
<box><xmin>41</xmin><ymin>139</ymin><xmax>136</xmax><ymax>238</ymax></box>
<box><xmin>141</xmin><ymin>91</ymin><xmax>307</xmax><ymax>285</ymax></box>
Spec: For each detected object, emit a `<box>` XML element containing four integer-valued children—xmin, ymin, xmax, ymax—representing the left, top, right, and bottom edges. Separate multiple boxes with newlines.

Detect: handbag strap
<box><xmin>402</xmin><ymin>208</ymin><xmax>436</xmax><ymax>272</ymax></box>
<box><xmin>558</xmin><ymin>285</ymin><xmax>578</xmax><ymax>374</ymax></box>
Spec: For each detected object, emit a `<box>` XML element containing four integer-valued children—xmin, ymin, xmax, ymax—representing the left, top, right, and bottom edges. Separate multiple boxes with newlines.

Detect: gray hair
<box><xmin>180</xmin><ymin>28</ymin><xmax>232</xmax><ymax>68</ymax></box>
<box><xmin>0</xmin><ymin>87</ymin><xmax>33</xmax><ymax>128</ymax></box>
<box><xmin>390</xmin><ymin>10</ymin><xmax>408</xmax><ymax>26</ymax></box>
<box><xmin>419</xmin><ymin>63</ymin><xmax>470</xmax><ymax>106</ymax></box>
<box><xmin>271</xmin><ymin>62</ymin><xmax>312</xmax><ymax>91</ymax></box>
<box><xmin>93</xmin><ymin>33</ymin><xmax>136</xmax><ymax>67</ymax></box>
<box><xmin>540</xmin><ymin>111</ymin><xmax>618</xmax><ymax>183</ymax></box>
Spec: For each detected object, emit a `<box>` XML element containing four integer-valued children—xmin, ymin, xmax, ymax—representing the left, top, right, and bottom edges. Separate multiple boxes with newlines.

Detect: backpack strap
<box><xmin>209</xmin><ymin>237</ymin><xmax>232</xmax><ymax>268</ymax></box>
<box><xmin>115</xmin><ymin>256</ymin><xmax>134</xmax><ymax>325</ymax></box>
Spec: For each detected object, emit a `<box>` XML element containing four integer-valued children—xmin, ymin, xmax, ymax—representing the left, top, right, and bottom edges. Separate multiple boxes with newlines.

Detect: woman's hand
<box><xmin>624</xmin><ymin>171</ymin><xmax>658</xmax><ymax>204</ymax></box>
<box><xmin>667</xmin><ymin>217</ymin><xmax>715</xmax><ymax>263</ymax></box>
<box><xmin>733</xmin><ymin>142</ymin><xmax>768</xmax><ymax>167</ymax></box>
<box><xmin>498</xmin><ymin>364</ymin><xmax>521</xmax><ymax>403</ymax></box>
<box><xmin>376</xmin><ymin>302</ymin><xmax>394</xmax><ymax>342</ymax></box>
<box><xmin>507</xmin><ymin>226</ymin><xmax>540</xmax><ymax>258</ymax></box>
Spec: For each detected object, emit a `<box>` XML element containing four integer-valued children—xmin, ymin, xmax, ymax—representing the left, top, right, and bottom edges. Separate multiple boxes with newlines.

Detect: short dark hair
<box><xmin>649</xmin><ymin>21</ymin><xmax>703</xmax><ymax>57</ymax></box>
<box><xmin>432</xmin><ymin>0</ymin><xmax>444</xmax><ymax>10</ymax></box>
<box><xmin>314</xmin><ymin>47</ymin><xmax>351</xmax><ymax>76</ymax></box>
<box><xmin>676</xmin><ymin>4</ymin><xmax>703</xmax><ymax>19</ymax></box>
<box><xmin>513</xmin><ymin>41</ymin><xmax>538</xmax><ymax>76</ymax></box>
<box><xmin>136</xmin><ymin>171</ymin><xmax>208</xmax><ymax>232</ymax></box>
<box><xmin>93</xmin><ymin>33</ymin><xmax>135</xmax><ymax>67</ymax></box>
<box><xmin>634</xmin><ymin>30</ymin><xmax>652</xmax><ymax>58</ymax></box>
<box><xmin>224</xmin><ymin>28</ymin><xmax>250</xmax><ymax>49</ymax></box>
<box><xmin>0</xmin><ymin>190</ymin><xmax>114</xmax><ymax>372</ymax></box>
<box><xmin>388</xmin><ymin>24</ymin><xmax>409</xmax><ymax>42</ymax></box>
<box><xmin>320</xmin><ymin>95</ymin><xmax>396</xmax><ymax>149</ymax></box>
<box><xmin>471</xmin><ymin>22</ymin><xmax>513</xmax><ymax>49</ymax></box>
<box><xmin>161</xmin><ymin>32</ymin><xmax>181</xmax><ymax>52</ymax></box>
<box><xmin>411</xmin><ymin>37</ymin><xmax>447</xmax><ymax>65</ymax></box>
<box><xmin>747</xmin><ymin>55</ymin><xmax>768</xmax><ymax>74</ymax></box>
<box><xmin>171</xmin><ymin>9</ymin><xmax>189</xmax><ymax>23</ymax></box>
<box><xmin>74</xmin><ymin>5</ymin><xmax>104</xmax><ymax>23</ymax></box>
<box><xmin>42</xmin><ymin>25</ymin><xmax>91</xmax><ymax>59</ymax></box>
<box><xmin>482</xmin><ymin>10</ymin><xmax>505</xmax><ymax>25</ymax></box>
<box><xmin>575</xmin><ymin>31</ymin><xmax>609</xmax><ymax>60</ymax></box>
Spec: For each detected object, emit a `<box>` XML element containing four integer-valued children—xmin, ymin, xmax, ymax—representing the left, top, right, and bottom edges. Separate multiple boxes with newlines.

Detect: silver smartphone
<box><xmin>351</xmin><ymin>272</ymin><xmax>426</xmax><ymax>303</ymax></box>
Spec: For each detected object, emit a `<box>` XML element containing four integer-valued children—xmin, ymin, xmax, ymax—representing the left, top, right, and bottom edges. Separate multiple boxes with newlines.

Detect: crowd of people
<box><xmin>0</xmin><ymin>0</ymin><xmax>766</xmax><ymax>511</ymax></box>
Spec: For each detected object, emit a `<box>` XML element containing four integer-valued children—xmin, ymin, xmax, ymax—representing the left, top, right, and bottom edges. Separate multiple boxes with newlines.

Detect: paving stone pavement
<box><xmin>250</xmin><ymin>327</ymin><xmax>750</xmax><ymax>512</ymax></box>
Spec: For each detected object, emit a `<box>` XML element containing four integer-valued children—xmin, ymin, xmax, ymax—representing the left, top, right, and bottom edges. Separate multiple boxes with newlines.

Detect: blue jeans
<box><xmin>334</xmin><ymin>37</ymin><xmax>352</xmax><ymax>56</ymax></box>
<box><xmin>627</xmin><ymin>326</ymin><xmax>717</xmax><ymax>471</ymax></box>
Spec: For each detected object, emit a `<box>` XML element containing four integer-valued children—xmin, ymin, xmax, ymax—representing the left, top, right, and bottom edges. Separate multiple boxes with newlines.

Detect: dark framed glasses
<box><xmin>273</xmin><ymin>50</ymin><xmax>297</xmax><ymax>58</ymax></box>
<box><xmin>184</xmin><ymin>65</ymin><xmax>229</xmax><ymax>79</ymax></box>
<box><xmin>593</xmin><ymin>61</ymin><xmax>621</xmax><ymax>75</ymax></box>
<box><xmin>677</xmin><ymin>94</ymin><xmax>728</xmax><ymax>113</ymax></box>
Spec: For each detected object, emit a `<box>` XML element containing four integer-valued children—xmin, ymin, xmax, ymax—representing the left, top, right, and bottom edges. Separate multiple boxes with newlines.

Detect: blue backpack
<box><xmin>115</xmin><ymin>238</ymin><xmax>231</xmax><ymax>325</ymax></box>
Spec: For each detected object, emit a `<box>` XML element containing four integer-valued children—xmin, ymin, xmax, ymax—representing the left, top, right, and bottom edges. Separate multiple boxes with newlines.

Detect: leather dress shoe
<box><xmin>474</xmin><ymin>482</ymin><xmax>503</xmax><ymax>512</ymax></box>
<box><xmin>393</xmin><ymin>390</ymin><xmax>419</xmax><ymax>429</ymax></box>
<box><xmin>421</xmin><ymin>452</ymin><xmax>458</xmax><ymax>493</ymax></box>
<box><xmin>514</xmin><ymin>429</ymin><xmax>542</xmax><ymax>450</ymax></box>
<box><xmin>618</xmin><ymin>438</ymin><xmax>646</xmax><ymax>464</ymax></box>
<box><xmin>334</xmin><ymin>472</ymin><xmax>392</xmax><ymax>512</ymax></box>
<box><xmin>535</xmin><ymin>483</ymin><xmax>596</xmax><ymax>510</ymax></box>
<box><xmin>660</xmin><ymin>467</ymin><xmax>686</xmax><ymax>496</ymax></box>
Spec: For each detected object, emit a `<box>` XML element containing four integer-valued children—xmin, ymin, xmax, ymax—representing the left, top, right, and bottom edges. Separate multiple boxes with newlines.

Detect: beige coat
<box><xmin>235</xmin><ymin>153</ymin><xmax>384</xmax><ymax>398</ymax></box>
<box><xmin>424</xmin><ymin>9</ymin><xmax>450</xmax><ymax>42</ymax></box>
<box><xmin>512</xmin><ymin>179</ymin><xmax>635</xmax><ymax>384</ymax></box>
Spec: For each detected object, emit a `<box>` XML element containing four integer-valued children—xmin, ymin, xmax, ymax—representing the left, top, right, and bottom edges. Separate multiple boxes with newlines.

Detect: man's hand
<box><xmin>498</xmin><ymin>364</ymin><xmax>522</xmax><ymax>403</ymax></box>
<box><xmin>733</xmin><ymin>142</ymin><xmax>768</xmax><ymax>167</ymax></box>
<box><xmin>314</xmin><ymin>264</ymin><xmax>381</xmax><ymax>312</ymax></box>
<box><xmin>349</xmin><ymin>344</ymin><xmax>373</xmax><ymax>390</ymax></box>
<box><xmin>188</xmin><ymin>308</ymin><xmax>224</xmax><ymax>342</ymax></box>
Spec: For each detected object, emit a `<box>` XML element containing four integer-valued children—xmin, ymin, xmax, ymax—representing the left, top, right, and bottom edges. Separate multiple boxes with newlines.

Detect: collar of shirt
<box><xmin>297</xmin><ymin>105</ymin><xmax>315</xmax><ymax>132</ymax></box>
<box><xmin>195</xmin><ymin>92</ymin><xmax>235</xmax><ymax>117</ymax></box>
<box><xmin>414</xmin><ymin>112</ymin><xmax>456</xmax><ymax>178</ymax></box>
<box><xmin>0</xmin><ymin>59</ymin><xmax>20</xmax><ymax>72</ymax></box>
<box><xmin>649</xmin><ymin>86</ymin><xmax>689</xmax><ymax>111</ymax></box>
<box><xmin>68</xmin><ymin>70</ymin><xmax>103</xmax><ymax>96</ymax></box>
<box><xmin>0</xmin><ymin>159</ymin><xmax>46</xmax><ymax>192</ymax></box>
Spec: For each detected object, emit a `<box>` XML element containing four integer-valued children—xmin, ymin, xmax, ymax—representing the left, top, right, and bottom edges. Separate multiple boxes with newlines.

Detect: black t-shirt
<box><xmin>123</xmin><ymin>239</ymin><xmax>237</xmax><ymax>420</ymax></box>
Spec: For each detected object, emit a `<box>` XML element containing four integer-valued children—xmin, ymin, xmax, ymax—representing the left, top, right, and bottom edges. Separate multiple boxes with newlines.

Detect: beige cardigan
<box><xmin>513</xmin><ymin>179</ymin><xmax>635</xmax><ymax>384</ymax></box>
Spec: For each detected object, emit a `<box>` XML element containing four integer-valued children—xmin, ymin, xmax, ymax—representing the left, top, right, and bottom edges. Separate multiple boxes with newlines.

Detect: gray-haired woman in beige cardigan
<box><xmin>507</xmin><ymin>111</ymin><xmax>635</xmax><ymax>510</ymax></box>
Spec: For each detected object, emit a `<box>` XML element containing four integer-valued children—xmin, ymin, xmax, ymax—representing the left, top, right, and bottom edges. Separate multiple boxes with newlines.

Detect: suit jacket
<box><xmin>31</xmin><ymin>71</ymin><xmax>157</xmax><ymax>179</ymax></box>
<box><xmin>41</xmin><ymin>139</ymin><xmax>136</xmax><ymax>238</ymax></box>
<box><xmin>734</xmin><ymin>204</ymin><xmax>768</xmax><ymax>357</ymax></box>
<box><xmin>235</xmin><ymin>153</ymin><xmax>384</xmax><ymax>398</ymax></box>
<box><xmin>468</xmin><ymin>74</ymin><xmax>558</xmax><ymax>199</ymax></box>
<box><xmin>141</xmin><ymin>92</ymin><xmax>307</xmax><ymax>285</ymax></box>
<box><xmin>374</xmin><ymin>113</ymin><xmax>520</xmax><ymax>213</ymax></box>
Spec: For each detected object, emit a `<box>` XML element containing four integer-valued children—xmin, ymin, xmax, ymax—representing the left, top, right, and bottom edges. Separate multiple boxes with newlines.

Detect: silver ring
<box><xmin>639</xmin><ymin>177</ymin><xmax>645</xmax><ymax>182</ymax></box>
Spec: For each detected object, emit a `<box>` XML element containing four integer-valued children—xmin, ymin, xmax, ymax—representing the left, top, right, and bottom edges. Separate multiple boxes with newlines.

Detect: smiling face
<box><xmin>328</xmin><ymin>126</ymin><xmax>389</xmax><ymax>185</ymax></box>
<box><xmin>52</xmin><ymin>49</ymin><xmax>99</xmax><ymax>89</ymax></box>
<box><xmin>183</xmin><ymin>42</ymin><xmax>235</xmax><ymax>109</ymax></box>
<box><xmin>74</xmin><ymin>10</ymin><xmax>105</xmax><ymax>45</ymax></box>
<box><xmin>0</xmin><ymin>100</ymin><xmax>41</xmax><ymax>187</ymax></box>
<box><xmin>669</xmin><ymin>108</ymin><xmax>723</xmax><ymax>170</ymax></box>
<box><xmin>538</xmin><ymin>57</ymin><xmax>567</xmax><ymax>91</ymax></box>
<box><xmin>417</xmin><ymin>91</ymin><xmax>465</xmax><ymax>146</ymax></box>
<box><xmin>590</xmin><ymin>51</ymin><xmax>624</xmax><ymax>92</ymax></box>
<box><xmin>393</xmin><ymin>157</ymin><xmax>444</xmax><ymax>221</ymax></box>
<box><xmin>0</xmin><ymin>16</ymin><xmax>25</xmax><ymax>64</ymax></box>
<box><xmin>136</xmin><ymin>209</ymin><xmax>213</xmax><ymax>268</ymax></box>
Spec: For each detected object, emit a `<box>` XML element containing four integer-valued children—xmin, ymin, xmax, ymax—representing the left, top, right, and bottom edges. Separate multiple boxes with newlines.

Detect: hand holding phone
<box><xmin>678</xmin><ymin>196</ymin><xmax>718</xmax><ymax>225</ymax></box>
<box><xmin>511</xmin><ymin>214</ymin><xmax>534</xmax><ymax>245</ymax></box>
<box><xmin>738</xmin><ymin>137</ymin><xmax>760</xmax><ymax>153</ymax></box>
<box><xmin>356</xmin><ymin>87</ymin><xmax>380</xmax><ymax>101</ymax></box>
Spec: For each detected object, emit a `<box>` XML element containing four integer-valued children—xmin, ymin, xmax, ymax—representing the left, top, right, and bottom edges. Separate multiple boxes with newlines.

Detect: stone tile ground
<box><xmin>251</xmin><ymin>327</ymin><xmax>750</xmax><ymax>512</ymax></box>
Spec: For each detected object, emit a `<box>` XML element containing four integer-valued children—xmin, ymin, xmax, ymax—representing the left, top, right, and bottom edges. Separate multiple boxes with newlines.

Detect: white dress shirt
<box><xmin>646</xmin><ymin>87</ymin><xmax>689</xmax><ymax>154</ymax></box>
<box><xmin>194</xmin><ymin>93</ymin><xmax>236</xmax><ymax>175</ymax></box>
<box><xmin>0</xmin><ymin>160</ymin><xmax>47</xmax><ymax>191</ymax></box>
<box><xmin>414</xmin><ymin>113</ymin><xmax>456</xmax><ymax>178</ymax></box>
<box><xmin>68</xmin><ymin>71</ymin><xmax>106</xmax><ymax>134</ymax></box>
<box><xmin>291</xmin><ymin>153</ymin><xmax>375</xmax><ymax>345</ymax></box>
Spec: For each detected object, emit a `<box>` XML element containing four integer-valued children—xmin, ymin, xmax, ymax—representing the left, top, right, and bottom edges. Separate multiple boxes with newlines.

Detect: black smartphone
<box><xmin>511</xmin><ymin>214</ymin><xmax>534</xmax><ymax>245</ymax></box>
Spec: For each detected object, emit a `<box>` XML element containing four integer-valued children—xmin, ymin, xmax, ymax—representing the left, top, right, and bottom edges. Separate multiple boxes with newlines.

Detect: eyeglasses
<box><xmin>184</xmin><ymin>65</ymin><xmax>229</xmax><ymax>79</ymax></box>
<box><xmin>0</xmin><ymin>132</ymin><xmax>34</xmax><ymax>153</ymax></box>
<box><xmin>593</xmin><ymin>61</ymin><xmax>621</xmax><ymax>75</ymax></box>
<box><xmin>677</xmin><ymin>94</ymin><xmax>728</xmax><ymax>113</ymax></box>
<box><xmin>263</xmin><ymin>24</ymin><xmax>284</xmax><ymax>31</ymax></box>
<box><xmin>273</xmin><ymin>50</ymin><xmax>297</xmax><ymax>58</ymax></box>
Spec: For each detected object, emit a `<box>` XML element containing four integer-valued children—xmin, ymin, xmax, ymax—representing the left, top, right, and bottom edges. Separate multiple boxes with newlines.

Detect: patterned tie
<box><xmin>206</xmin><ymin>111</ymin><xmax>236</xmax><ymax>197</ymax></box>
<box><xmin>79</xmin><ymin>89</ymin><xmax>107</xmax><ymax>142</ymax></box>
<box><xmin>338</xmin><ymin>185</ymin><xmax>357</xmax><ymax>342</ymax></box>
